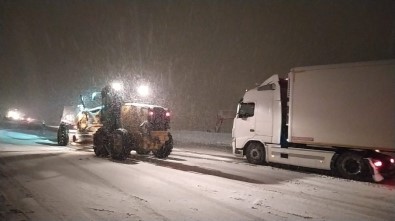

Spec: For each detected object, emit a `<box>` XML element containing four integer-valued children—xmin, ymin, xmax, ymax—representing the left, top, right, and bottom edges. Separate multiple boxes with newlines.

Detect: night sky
<box><xmin>0</xmin><ymin>0</ymin><xmax>394</xmax><ymax>131</ymax></box>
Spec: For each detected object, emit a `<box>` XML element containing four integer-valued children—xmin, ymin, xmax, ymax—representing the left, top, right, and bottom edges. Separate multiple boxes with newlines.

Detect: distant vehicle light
<box><xmin>111</xmin><ymin>82</ymin><xmax>123</xmax><ymax>91</ymax></box>
<box><xmin>390</xmin><ymin>158</ymin><xmax>394</xmax><ymax>164</ymax></box>
<box><xmin>137</xmin><ymin>85</ymin><xmax>150</xmax><ymax>97</ymax></box>
<box><xmin>149</xmin><ymin>111</ymin><xmax>154</xmax><ymax>116</ymax></box>
<box><xmin>373</xmin><ymin>160</ymin><xmax>383</xmax><ymax>167</ymax></box>
<box><xmin>166</xmin><ymin>112</ymin><xmax>170</xmax><ymax>117</ymax></box>
<box><xmin>27</xmin><ymin>117</ymin><xmax>33</xmax><ymax>122</ymax></box>
<box><xmin>7</xmin><ymin>110</ymin><xmax>23</xmax><ymax>120</ymax></box>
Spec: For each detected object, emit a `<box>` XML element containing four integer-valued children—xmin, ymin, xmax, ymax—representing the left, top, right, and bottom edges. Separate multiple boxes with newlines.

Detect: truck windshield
<box><xmin>238</xmin><ymin>103</ymin><xmax>255</xmax><ymax>118</ymax></box>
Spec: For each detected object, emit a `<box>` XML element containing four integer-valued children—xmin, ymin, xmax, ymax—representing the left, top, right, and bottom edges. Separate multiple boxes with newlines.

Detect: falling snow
<box><xmin>0</xmin><ymin>1</ymin><xmax>394</xmax><ymax>131</ymax></box>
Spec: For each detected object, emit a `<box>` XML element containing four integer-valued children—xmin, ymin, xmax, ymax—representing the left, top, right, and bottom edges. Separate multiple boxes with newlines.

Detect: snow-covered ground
<box><xmin>0</xmin><ymin>127</ymin><xmax>394</xmax><ymax>221</ymax></box>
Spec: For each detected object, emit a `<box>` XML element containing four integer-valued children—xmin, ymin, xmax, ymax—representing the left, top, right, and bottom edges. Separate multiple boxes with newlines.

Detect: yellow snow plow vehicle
<box><xmin>93</xmin><ymin>84</ymin><xmax>173</xmax><ymax>160</ymax></box>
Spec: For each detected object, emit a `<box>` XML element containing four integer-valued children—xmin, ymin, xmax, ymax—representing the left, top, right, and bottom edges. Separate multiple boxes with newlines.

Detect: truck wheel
<box><xmin>153</xmin><ymin>133</ymin><xmax>173</xmax><ymax>159</ymax></box>
<box><xmin>93</xmin><ymin>128</ymin><xmax>109</xmax><ymax>157</ymax></box>
<box><xmin>336</xmin><ymin>151</ymin><xmax>368</xmax><ymax>180</ymax></box>
<box><xmin>246</xmin><ymin>142</ymin><xmax>266</xmax><ymax>165</ymax></box>
<box><xmin>109</xmin><ymin>129</ymin><xmax>130</xmax><ymax>160</ymax></box>
<box><xmin>57</xmin><ymin>123</ymin><xmax>69</xmax><ymax>146</ymax></box>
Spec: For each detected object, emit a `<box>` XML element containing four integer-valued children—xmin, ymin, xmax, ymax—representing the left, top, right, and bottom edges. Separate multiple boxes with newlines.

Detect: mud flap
<box><xmin>365</xmin><ymin>158</ymin><xmax>384</xmax><ymax>183</ymax></box>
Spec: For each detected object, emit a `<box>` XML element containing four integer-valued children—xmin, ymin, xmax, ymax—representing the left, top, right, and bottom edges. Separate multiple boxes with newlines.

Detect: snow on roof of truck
<box><xmin>291</xmin><ymin>59</ymin><xmax>395</xmax><ymax>73</ymax></box>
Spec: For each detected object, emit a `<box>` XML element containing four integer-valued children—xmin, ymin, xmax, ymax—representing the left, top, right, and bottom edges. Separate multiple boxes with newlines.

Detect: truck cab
<box><xmin>232</xmin><ymin>75</ymin><xmax>282</xmax><ymax>156</ymax></box>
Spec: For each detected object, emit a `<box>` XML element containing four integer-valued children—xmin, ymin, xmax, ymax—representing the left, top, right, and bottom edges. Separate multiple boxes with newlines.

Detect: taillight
<box><xmin>166</xmin><ymin>112</ymin><xmax>170</xmax><ymax>117</ymax></box>
<box><xmin>373</xmin><ymin>160</ymin><xmax>383</xmax><ymax>167</ymax></box>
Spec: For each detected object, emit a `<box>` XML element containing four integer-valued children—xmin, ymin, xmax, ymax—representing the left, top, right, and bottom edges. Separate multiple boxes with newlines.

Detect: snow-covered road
<box><xmin>0</xmin><ymin>128</ymin><xmax>394</xmax><ymax>220</ymax></box>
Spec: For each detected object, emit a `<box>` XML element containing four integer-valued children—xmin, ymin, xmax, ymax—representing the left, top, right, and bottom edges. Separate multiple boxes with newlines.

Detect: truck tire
<box><xmin>336</xmin><ymin>151</ymin><xmax>368</xmax><ymax>180</ymax></box>
<box><xmin>57</xmin><ymin>123</ymin><xmax>69</xmax><ymax>146</ymax></box>
<box><xmin>153</xmin><ymin>133</ymin><xmax>173</xmax><ymax>159</ymax></box>
<box><xmin>93</xmin><ymin>128</ymin><xmax>109</xmax><ymax>157</ymax></box>
<box><xmin>109</xmin><ymin>129</ymin><xmax>130</xmax><ymax>160</ymax></box>
<box><xmin>246</xmin><ymin>142</ymin><xmax>266</xmax><ymax>165</ymax></box>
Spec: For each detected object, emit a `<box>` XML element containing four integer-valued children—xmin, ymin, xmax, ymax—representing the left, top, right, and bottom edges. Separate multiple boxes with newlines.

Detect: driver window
<box><xmin>238</xmin><ymin>102</ymin><xmax>255</xmax><ymax>118</ymax></box>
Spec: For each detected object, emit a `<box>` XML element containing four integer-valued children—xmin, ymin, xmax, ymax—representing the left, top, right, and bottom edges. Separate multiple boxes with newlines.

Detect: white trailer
<box><xmin>232</xmin><ymin>60</ymin><xmax>395</xmax><ymax>182</ymax></box>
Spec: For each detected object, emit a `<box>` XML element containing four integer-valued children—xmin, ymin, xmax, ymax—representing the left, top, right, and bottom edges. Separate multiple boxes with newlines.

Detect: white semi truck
<box><xmin>232</xmin><ymin>60</ymin><xmax>395</xmax><ymax>182</ymax></box>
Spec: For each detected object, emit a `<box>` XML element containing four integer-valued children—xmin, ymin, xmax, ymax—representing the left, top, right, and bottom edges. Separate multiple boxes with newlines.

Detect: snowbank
<box><xmin>171</xmin><ymin>130</ymin><xmax>231</xmax><ymax>147</ymax></box>
<box><xmin>1</xmin><ymin>124</ymin><xmax>233</xmax><ymax>148</ymax></box>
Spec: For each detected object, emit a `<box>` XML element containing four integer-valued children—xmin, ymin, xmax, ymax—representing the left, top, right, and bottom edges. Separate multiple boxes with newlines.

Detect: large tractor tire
<box><xmin>246</xmin><ymin>142</ymin><xmax>266</xmax><ymax>165</ymax></box>
<box><xmin>57</xmin><ymin>123</ymin><xmax>69</xmax><ymax>146</ymax></box>
<box><xmin>109</xmin><ymin>129</ymin><xmax>130</xmax><ymax>160</ymax></box>
<box><xmin>93</xmin><ymin>128</ymin><xmax>109</xmax><ymax>157</ymax></box>
<box><xmin>153</xmin><ymin>133</ymin><xmax>173</xmax><ymax>159</ymax></box>
<box><xmin>336</xmin><ymin>151</ymin><xmax>369</xmax><ymax>180</ymax></box>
